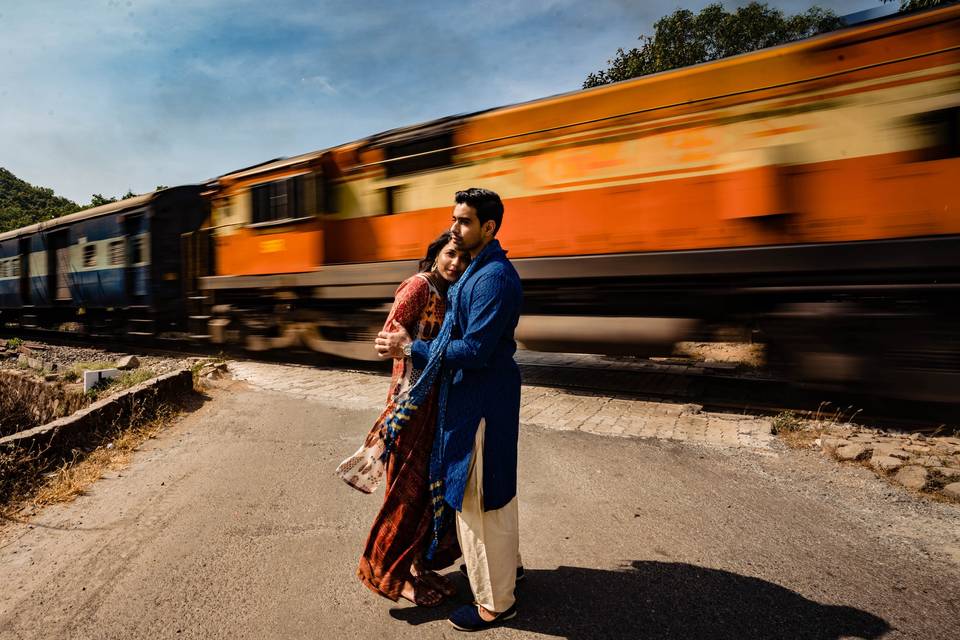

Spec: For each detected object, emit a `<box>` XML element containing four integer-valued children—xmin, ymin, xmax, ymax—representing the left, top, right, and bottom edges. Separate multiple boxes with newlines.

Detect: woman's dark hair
<box><xmin>418</xmin><ymin>231</ymin><xmax>455</xmax><ymax>273</ymax></box>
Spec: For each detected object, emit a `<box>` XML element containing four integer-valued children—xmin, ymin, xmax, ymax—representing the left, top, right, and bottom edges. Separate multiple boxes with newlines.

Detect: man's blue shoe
<box><xmin>448</xmin><ymin>603</ymin><xmax>518</xmax><ymax>631</ymax></box>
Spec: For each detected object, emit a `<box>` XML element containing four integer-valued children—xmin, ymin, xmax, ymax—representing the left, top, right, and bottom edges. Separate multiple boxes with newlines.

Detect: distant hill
<box><xmin>0</xmin><ymin>168</ymin><xmax>83</xmax><ymax>234</ymax></box>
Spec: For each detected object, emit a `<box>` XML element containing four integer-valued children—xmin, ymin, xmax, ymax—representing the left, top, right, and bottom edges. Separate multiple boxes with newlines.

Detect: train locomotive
<box><xmin>4</xmin><ymin>5</ymin><xmax>960</xmax><ymax>402</ymax></box>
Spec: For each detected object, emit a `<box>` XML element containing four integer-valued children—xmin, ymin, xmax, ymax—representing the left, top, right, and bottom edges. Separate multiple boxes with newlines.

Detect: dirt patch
<box><xmin>672</xmin><ymin>341</ymin><xmax>766</xmax><ymax>368</ymax></box>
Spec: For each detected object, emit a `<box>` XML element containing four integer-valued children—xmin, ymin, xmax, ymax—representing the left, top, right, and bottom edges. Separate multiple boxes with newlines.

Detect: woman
<box><xmin>356</xmin><ymin>232</ymin><xmax>468</xmax><ymax>606</ymax></box>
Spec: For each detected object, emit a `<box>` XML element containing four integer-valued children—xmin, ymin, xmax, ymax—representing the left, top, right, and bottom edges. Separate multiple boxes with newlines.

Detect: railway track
<box><xmin>2</xmin><ymin>328</ymin><xmax>957</xmax><ymax>433</ymax></box>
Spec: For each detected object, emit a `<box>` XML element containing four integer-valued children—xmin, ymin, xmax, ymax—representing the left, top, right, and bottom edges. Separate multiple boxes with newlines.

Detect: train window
<box><xmin>0</xmin><ymin>260</ymin><xmax>7</xmax><ymax>278</ymax></box>
<box><xmin>251</xmin><ymin>176</ymin><xmax>305</xmax><ymax>223</ymax></box>
<box><xmin>11</xmin><ymin>259</ymin><xmax>19</xmax><ymax>277</ymax></box>
<box><xmin>383</xmin><ymin>185</ymin><xmax>402</xmax><ymax>215</ymax></box>
<box><xmin>384</xmin><ymin>132</ymin><xmax>453</xmax><ymax>178</ymax></box>
<box><xmin>109</xmin><ymin>240</ymin><xmax>125</xmax><ymax>266</ymax></box>
<box><xmin>131</xmin><ymin>236</ymin><xmax>145</xmax><ymax>265</ymax></box>
<box><xmin>910</xmin><ymin>107</ymin><xmax>960</xmax><ymax>161</ymax></box>
<box><xmin>83</xmin><ymin>244</ymin><xmax>97</xmax><ymax>268</ymax></box>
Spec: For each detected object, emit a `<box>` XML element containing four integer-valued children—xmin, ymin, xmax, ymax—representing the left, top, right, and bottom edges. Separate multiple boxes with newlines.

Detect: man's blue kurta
<box><xmin>410</xmin><ymin>239</ymin><xmax>522</xmax><ymax>512</ymax></box>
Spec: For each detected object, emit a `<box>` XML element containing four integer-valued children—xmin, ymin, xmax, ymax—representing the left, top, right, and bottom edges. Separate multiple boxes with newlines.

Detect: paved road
<box><xmin>0</xmin><ymin>373</ymin><xmax>958</xmax><ymax>639</ymax></box>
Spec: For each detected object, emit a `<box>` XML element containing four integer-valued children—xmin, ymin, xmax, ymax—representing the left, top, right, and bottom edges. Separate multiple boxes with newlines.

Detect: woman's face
<box><xmin>435</xmin><ymin>239</ymin><xmax>469</xmax><ymax>282</ymax></box>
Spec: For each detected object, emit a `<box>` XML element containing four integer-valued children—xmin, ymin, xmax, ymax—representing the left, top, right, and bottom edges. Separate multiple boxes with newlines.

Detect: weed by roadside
<box><xmin>62</xmin><ymin>360</ymin><xmax>116</xmax><ymax>383</ymax></box>
<box><xmin>5</xmin><ymin>337</ymin><xmax>23</xmax><ymax>350</ymax></box>
<box><xmin>772</xmin><ymin>403</ymin><xmax>863</xmax><ymax>449</ymax></box>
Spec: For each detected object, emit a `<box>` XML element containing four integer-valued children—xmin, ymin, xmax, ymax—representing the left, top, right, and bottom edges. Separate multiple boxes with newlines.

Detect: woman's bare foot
<box><xmin>417</xmin><ymin>571</ymin><xmax>457</xmax><ymax>598</ymax></box>
<box><xmin>399</xmin><ymin>579</ymin><xmax>444</xmax><ymax>607</ymax></box>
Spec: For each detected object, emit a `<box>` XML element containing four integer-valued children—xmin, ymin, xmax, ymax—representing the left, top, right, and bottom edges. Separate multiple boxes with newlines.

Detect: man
<box><xmin>375</xmin><ymin>187</ymin><xmax>523</xmax><ymax>631</ymax></box>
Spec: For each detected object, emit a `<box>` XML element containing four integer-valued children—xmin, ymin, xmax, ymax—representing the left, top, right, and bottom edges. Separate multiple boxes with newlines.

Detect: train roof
<box><xmin>0</xmin><ymin>186</ymin><xmax>199</xmax><ymax>242</ymax></box>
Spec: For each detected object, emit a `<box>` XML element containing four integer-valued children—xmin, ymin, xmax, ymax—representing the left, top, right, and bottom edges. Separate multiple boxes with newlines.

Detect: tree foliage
<box><xmin>0</xmin><ymin>168</ymin><xmax>81</xmax><ymax>234</ymax></box>
<box><xmin>886</xmin><ymin>0</ymin><xmax>955</xmax><ymax>10</ymax></box>
<box><xmin>583</xmin><ymin>2</ymin><xmax>844</xmax><ymax>88</ymax></box>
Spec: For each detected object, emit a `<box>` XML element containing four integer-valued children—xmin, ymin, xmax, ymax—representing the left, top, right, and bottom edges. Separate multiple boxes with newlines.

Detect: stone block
<box><xmin>835</xmin><ymin>443</ymin><xmax>869</xmax><ymax>461</ymax></box>
<box><xmin>117</xmin><ymin>355</ymin><xmax>140</xmax><ymax>370</ymax></box>
<box><xmin>941</xmin><ymin>483</ymin><xmax>960</xmax><ymax>501</ymax></box>
<box><xmin>893</xmin><ymin>465</ymin><xmax>928</xmax><ymax>491</ymax></box>
<box><xmin>83</xmin><ymin>368</ymin><xmax>121</xmax><ymax>393</ymax></box>
<box><xmin>871</xmin><ymin>455</ymin><xmax>904</xmax><ymax>473</ymax></box>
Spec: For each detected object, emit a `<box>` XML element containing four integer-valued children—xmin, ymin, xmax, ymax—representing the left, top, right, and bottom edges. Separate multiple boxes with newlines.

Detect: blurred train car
<box><xmin>0</xmin><ymin>187</ymin><xmax>207</xmax><ymax>335</ymax></box>
<box><xmin>189</xmin><ymin>6</ymin><xmax>960</xmax><ymax>401</ymax></box>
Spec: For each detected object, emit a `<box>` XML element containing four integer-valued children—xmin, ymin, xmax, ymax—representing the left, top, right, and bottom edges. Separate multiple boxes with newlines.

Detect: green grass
<box><xmin>5</xmin><ymin>337</ymin><xmax>23</xmax><ymax>350</ymax></box>
<box><xmin>62</xmin><ymin>360</ymin><xmax>116</xmax><ymax>383</ymax></box>
<box><xmin>85</xmin><ymin>368</ymin><xmax>156</xmax><ymax>400</ymax></box>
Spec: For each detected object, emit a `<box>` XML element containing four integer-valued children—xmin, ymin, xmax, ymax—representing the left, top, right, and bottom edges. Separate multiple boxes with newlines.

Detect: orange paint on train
<box><xmin>216</xmin><ymin>223</ymin><xmax>324</xmax><ymax>275</ymax></box>
<box><xmin>315</xmin><ymin>150</ymin><xmax>960</xmax><ymax>265</ymax></box>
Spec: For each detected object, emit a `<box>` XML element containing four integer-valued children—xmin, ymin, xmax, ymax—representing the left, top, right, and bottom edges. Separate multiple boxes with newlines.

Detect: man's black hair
<box><xmin>455</xmin><ymin>187</ymin><xmax>504</xmax><ymax>235</ymax></box>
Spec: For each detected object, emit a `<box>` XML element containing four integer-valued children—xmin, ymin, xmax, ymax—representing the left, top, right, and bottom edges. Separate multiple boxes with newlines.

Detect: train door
<box><xmin>124</xmin><ymin>214</ymin><xmax>148</xmax><ymax>301</ymax></box>
<box><xmin>18</xmin><ymin>238</ymin><xmax>30</xmax><ymax>304</ymax></box>
<box><xmin>48</xmin><ymin>230</ymin><xmax>71</xmax><ymax>302</ymax></box>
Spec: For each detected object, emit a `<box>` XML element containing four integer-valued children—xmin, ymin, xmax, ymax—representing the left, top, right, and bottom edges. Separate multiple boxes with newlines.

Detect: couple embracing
<box><xmin>337</xmin><ymin>188</ymin><xmax>523</xmax><ymax>631</ymax></box>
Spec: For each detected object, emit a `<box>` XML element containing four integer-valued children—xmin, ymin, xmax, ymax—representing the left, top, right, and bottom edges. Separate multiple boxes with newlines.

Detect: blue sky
<box><xmin>2</xmin><ymin>0</ymin><xmax>881</xmax><ymax>203</ymax></box>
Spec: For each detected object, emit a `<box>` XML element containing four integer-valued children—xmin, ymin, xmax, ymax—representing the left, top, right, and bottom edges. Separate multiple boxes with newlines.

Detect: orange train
<box><xmin>188</xmin><ymin>5</ymin><xmax>960</xmax><ymax>401</ymax></box>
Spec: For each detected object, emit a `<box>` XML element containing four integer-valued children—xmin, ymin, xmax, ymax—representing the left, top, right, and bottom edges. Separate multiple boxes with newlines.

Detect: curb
<box><xmin>0</xmin><ymin>368</ymin><xmax>193</xmax><ymax>459</ymax></box>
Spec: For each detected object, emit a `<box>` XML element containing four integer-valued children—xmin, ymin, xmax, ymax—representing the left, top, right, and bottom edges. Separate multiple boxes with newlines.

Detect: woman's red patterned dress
<box><xmin>357</xmin><ymin>273</ymin><xmax>458</xmax><ymax>601</ymax></box>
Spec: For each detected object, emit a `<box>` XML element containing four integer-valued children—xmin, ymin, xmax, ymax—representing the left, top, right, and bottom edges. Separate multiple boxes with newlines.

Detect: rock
<box><xmin>932</xmin><ymin>467</ymin><xmax>960</xmax><ymax>481</ymax></box>
<box><xmin>913</xmin><ymin>455</ymin><xmax>946</xmax><ymax>467</ymax></box>
<box><xmin>893</xmin><ymin>466</ymin><xmax>929</xmax><ymax>491</ymax></box>
<box><xmin>820</xmin><ymin>436</ymin><xmax>847</xmax><ymax>455</ymax></box>
<box><xmin>116</xmin><ymin>355</ymin><xmax>140</xmax><ymax>370</ymax></box>
<box><xmin>941</xmin><ymin>483</ymin><xmax>960</xmax><ymax>501</ymax></box>
<box><xmin>902</xmin><ymin>444</ymin><xmax>932</xmax><ymax>455</ymax></box>
<box><xmin>872</xmin><ymin>443</ymin><xmax>912</xmax><ymax>460</ymax></box>
<box><xmin>43</xmin><ymin>373</ymin><xmax>60</xmax><ymax>382</ymax></box>
<box><xmin>835</xmin><ymin>443</ymin><xmax>869</xmax><ymax>461</ymax></box>
<box><xmin>871</xmin><ymin>455</ymin><xmax>904</xmax><ymax>473</ymax></box>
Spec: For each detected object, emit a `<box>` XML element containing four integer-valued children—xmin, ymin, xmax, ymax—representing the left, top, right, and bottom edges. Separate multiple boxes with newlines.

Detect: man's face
<box><xmin>450</xmin><ymin>202</ymin><xmax>492</xmax><ymax>253</ymax></box>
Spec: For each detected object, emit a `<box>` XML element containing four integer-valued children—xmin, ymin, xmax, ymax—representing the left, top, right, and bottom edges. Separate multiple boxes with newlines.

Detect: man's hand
<box><xmin>374</xmin><ymin>321</ymin><xmax>412</xmax><ymax>359</ymax></box>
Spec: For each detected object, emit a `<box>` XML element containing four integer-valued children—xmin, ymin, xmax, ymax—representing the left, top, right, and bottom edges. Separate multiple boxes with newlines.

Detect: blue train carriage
<box><xmin>0</xmin><ymin>186</ymin><xmax>208</xmax><ymax>335</ymax></box>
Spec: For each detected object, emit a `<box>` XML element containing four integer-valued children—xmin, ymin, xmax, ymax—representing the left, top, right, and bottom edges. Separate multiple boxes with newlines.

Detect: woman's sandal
<box><xmin>417</xmin><ymin>571</ymin><xmax>458</xmax><ymax>598</ymax></box>
<box><xmin>400</xmin><ymin>579</ymin><xmax>445</xmax><ymax>608</ymax></box>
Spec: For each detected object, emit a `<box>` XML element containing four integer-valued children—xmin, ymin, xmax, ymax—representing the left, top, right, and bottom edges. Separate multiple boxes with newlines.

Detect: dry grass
<box><xmin>773</xmin><ymin>402</ymin><xmax>863</xmax><ymax>450</ymax></box>
<box><xmin>1</xmin><ymin>404</ymin><xmax>181</xmax><ymax>519</ymax></box>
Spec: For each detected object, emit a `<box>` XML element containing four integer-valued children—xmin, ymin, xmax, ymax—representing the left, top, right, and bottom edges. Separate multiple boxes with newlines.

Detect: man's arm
<box><xmin>441</xmin><ymin>271</ymin><xmax>516</xmax><ymax>370</ymax></box>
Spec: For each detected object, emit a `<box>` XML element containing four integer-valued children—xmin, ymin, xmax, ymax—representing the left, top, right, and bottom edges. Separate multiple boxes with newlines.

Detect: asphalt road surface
<box><xmin>1</xmin><ymin>379</ymin><xmax>958</xmax><ymax>639</ymax></box>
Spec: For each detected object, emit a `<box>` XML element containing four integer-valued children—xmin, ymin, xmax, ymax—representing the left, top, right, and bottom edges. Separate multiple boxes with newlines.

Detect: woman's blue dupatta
<box><xmin>378</xmin><ymin>242</ymin><xmax>498</xmax><ymax>559</ymax></box>
<box><xmin>383</xmin><ymin>242</ymin><xmax>499</xmax><ymax>560</ymax></box>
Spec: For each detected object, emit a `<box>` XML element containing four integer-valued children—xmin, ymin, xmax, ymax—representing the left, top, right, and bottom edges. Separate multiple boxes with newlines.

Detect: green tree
<box><xmin>0</xmin><ymin>168</ymin><xmax>81</xmax><ymax>233</ymax></box>
<box><xmin>121</xmin><ymin>189</ymin><xmax>137</xmax><ymax>200</ymax></box>
<box><xmin>583</xmin><ymin>2</ymin><xmax>843</xmax><ymax>88</ymax></box>
<box><xmin>89</xmin><ymin>193</ymin><xmax>117</xmax><ymax>207</ymax></box>
<box><xmin>884</xmin><ymin>0</ymin><xmax>955</xmax><ymax>11</ymax></box>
